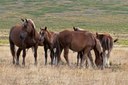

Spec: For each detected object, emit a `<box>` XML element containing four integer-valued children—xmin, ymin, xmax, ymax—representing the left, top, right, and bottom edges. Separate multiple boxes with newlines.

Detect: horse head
<box><xmin>39</xmin><ymin>26</ymin><xmax>50</xmax><ymax>43</ymax></box>
<box><xmin>94</xmin><ymin>38</ymin><xmax>104</xmax><ymax>68</ymax></box>
<box><xmin>21</xmin><ymin>18</ymin><xmax>36</xmax><ymax>38</ymax></box>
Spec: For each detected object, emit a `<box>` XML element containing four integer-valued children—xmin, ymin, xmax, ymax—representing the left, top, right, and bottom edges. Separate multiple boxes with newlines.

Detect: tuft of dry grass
<box><xmin>0</xmin><ymin>45</ymin><xmax>128</xmax><ymax>85</ymax></box>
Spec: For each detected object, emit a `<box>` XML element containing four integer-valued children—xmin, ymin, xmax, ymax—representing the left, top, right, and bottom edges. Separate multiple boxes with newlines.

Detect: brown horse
<box><xmin>39</xmin><ymin>27</ymin><xmax>59</xmax><ymax>65</ymax></box>
<box><xmin>9</xmin><ymin>18</ymin><xmax>40</xmax><ymax>65</ymax></box>
<box><xmin>73</xmin><ymin>27</ymin><xmax>118</xmax><ymax>68</ymax></box>
<box><xmin>96</xmin><ymin>32</ymin><xmax>118</xmax><ymax>67</ymax></box>
<box><xmin>73</xmin><ymin>27</ymin><xmax>94</xmax><ymax>67</ymax></box>
<box><xmin>57</xmin><ymin>30</ymin><xmax>103</xmax><ymax>68</ymax></box>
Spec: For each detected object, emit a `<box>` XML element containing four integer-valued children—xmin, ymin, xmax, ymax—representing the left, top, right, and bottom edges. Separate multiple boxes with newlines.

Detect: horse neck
<box><xmin>94</xmin><ymin>38</ymin><xmax>102</xmax><ymax>54</ymax></box>
<box><xmin>31</xmin><ymin>28</ymin><xmax>36</xmax><ymax>37</ymax></box>
<box><xmin>45</xmin><ymin>31</ymin><xmax>52</xmax><ymax>44</ymax></box>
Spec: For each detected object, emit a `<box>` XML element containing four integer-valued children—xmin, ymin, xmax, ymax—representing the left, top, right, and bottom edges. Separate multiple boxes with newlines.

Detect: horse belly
<box><xmin>70</xmin><ymin>42</ymin><xmax>85</xmax><ymax>52</ymax></box>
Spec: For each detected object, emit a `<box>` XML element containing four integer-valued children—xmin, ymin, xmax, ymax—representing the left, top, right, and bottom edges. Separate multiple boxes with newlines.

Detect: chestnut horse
<box><xmin>57</xmin><ymin>30</ymin><xmax>103</xmax><ymax>68</ymax></box>
<box><xmin>73</xmin><ymin>27</ymin><xmax>94</xmax><ymax>67</ymax></box>
<box><xmin>73</xmin><ymin>27</ymin><xmax>118</xmax><ymax>68</ymax></box>
<box><xmin>96</xmin><ymin>32</ymin><xmax>118</xmax><ymax>67</ymax></box>
<box><xmin>9</xmin><ymin>19</ymin><xmax>40</xmax><ymax>65</ymax></box>
<box><xmin>39</xmin><ymin>27</ymin><xmax>60</xmax><ymax>65</ymax></box>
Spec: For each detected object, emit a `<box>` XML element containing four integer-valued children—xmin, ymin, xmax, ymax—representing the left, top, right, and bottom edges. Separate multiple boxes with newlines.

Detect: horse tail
<box><xmin>56</xmin><ymin>35</ymin><xmax>61</xmax><ymax>56</ymax></box>
<box><xmin>9</xmin><ymin>35</ymin><xmax>16</xmax><ymax>59</ymax></box>
<box><xmin>102</xmin><ymin>37</ymin><xmax>110</xmax><ymax>51</ymax></box>
<box><xmin>55</xmin><ymin>34</ymin><xmax>62</xmax><ymax>64</ymax></box>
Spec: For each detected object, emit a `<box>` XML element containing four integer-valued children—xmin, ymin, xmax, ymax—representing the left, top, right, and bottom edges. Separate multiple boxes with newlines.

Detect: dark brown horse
<box><xmin>96</xmin><ymin>32</ymin><xmax>118</xmax><ymax>67</ymax></box>
<box><xmin>9</xmin><ymin>19</ymin><xmax>40</xmax><ymax>65</ymax></box>
<box><xmin>57</xmin><ymin>30</ymin><xmax>103</xmax><ymax>68</ymax></box>
<box><xmin>39</xmin><ymin>27</ymin><xmax>59</xmax><ymax>65</ymax></box>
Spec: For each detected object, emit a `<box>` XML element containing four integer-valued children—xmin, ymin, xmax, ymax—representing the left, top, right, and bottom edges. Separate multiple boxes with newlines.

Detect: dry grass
<box><xmin>0</xmin><ymin>45</ymin><xmax>128</xmax><ymax>85</ymax></box>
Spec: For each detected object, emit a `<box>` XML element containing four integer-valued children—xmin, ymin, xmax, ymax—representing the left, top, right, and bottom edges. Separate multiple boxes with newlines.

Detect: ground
<box><xmin>0</xmin><ymin>45</ymin><xmax>128</xmax><ymax>85</ymax></box>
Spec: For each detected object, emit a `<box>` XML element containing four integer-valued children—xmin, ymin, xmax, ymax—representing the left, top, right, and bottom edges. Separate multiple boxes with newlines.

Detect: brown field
<box><xmin>0</xmin><ymin>45</ymin><xmax>128</xmax><ymax>85</ymax></box>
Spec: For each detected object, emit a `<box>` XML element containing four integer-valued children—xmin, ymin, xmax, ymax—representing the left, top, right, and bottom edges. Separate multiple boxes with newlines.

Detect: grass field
<box><xmin>0</xmin><ymin>45</ymin><xmax>128</xmax><ymax>85</ymax></box>
<box><xmin>0</xmin><ymin>0</ymin><xmax>128</xmax><ymax>85</ymax></box>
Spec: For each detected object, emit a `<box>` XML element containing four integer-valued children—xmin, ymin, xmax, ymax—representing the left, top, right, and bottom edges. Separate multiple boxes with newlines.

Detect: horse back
<box><xmin>58</xmin><ymin>30</ymin><xmax>95</xmax><ymax>51</ymax></box>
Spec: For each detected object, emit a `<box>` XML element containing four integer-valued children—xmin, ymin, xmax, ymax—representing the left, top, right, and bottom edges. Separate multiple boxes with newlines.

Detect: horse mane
<box><xmin>27</xmin><ymin>19</ymin><xmax>36</xmax><ymax>38</ymax></box>
<box><xmin>27</xmin><ymin>19</ymin><xmax>36</xmax><ymax>29</ymax></box>
<box><xmin>94</xmin><ymin>38</ymin><xmax>103</xmax><ymax>54</ymax></box>
<box><xmin>46</xmin><ymin>30</ymin><xmax>52</xmax><ymax>40</ymax></box>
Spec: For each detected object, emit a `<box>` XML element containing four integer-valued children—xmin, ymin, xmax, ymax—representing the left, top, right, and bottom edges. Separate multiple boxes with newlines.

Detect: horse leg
<box><xmin>64</xmin><ymin>47</ymin><xmax>70</xmax><ymax>66</ymax></box>
<box><xmin>50</xmin><ymin>50</ymin><xmax>54</xmax><ymax>65</ymax></box>
<box><xmin>77</xmin><ymin>52</ymin><xmax>80</xmax><ymax>66</ymax></box>
<box><xmin>57</xmin><ymin>47</ymin><xmax>63</xmax><ymax>65</ymax></box>
<box><xmin>81</xmin><ymin>48</ymin><xmax>91</xmax><ymax>68</ymax></box>
<box><xmin>9</xmin><ymin>38</ymin><xmax>15</xmax><ymax>64</ymax></box>
<box><xmin>77</xmin><ymin>51</ymin><xmax>83</xmax><ymax>66</ymax></box>
<box><xmin>106</xmin><ymin>50</ymin><xmax>111</xmax><ymax>67</ymax></box>
<box><xmin>53</xmin><ymin>48</ymin><xmax>57</xmax><ymax>65</ymax></box>
<box><xmin>103</xmin><ymin>50</ymin><xmax>107</xmax><ymax>67</ymax></box>
<box><xmin>44</xmin><ymin>46</ymin><xmax>48</xmax><ymax>65</ymax></box>
<box><xmin>34</xmin><ymin>45</ymin><xmax>38</xmax><ymax>65</ymax></box>
<box><xmin>22</xmin><ymin>49</ymin><xmax>26</xmax><ymax>65</ymax></box>
<box><xmin>16</xmin><ymin>48</ymin><xmax>22</xmax><ymax>65</ymax></box>
<box><xmin>88</xmin><ymin>51</ymin><xmax>95</xmax><ymax>68</ymax></box>
<box><xmin>80</xmin><ymin>53</ymin><xmax>87</xmax><ymax>68</ymax></box>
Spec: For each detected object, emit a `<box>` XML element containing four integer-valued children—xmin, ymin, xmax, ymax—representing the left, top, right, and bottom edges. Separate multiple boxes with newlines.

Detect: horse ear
<box><xmin>40</xmin><ymin>27</ymin><xmax>42</xmax><ymax>30</ymax></box>
<box><xmin>21</xmin><ymin>18</ymin><xmax>24</xmax><ymax>22</ymax></box>
<box><xmin>44</xmin><ymin>26</ymin><xmax>47</xmax><ymax>30</ymax></box>
<box><xmin>25</xmin><ymin>19</ymin><xmax>28</xmax><ymax>23</ymax></box>
<box><xmin>96</xmin><ymin>32</ymin><xmax>99</xmax><ymax>37</ymax></box>
<box><xmin>73</xmin><ymin>27</ymin><xmax>76</xmax><ymax>31</ymax></box>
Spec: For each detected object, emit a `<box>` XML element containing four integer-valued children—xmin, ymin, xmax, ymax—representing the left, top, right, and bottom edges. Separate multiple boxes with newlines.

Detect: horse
<box><xmin>57</xmin><ymin>30</ymin><xmax>103</xmax><ymax>68</ymax></box>
<box><xmin>96</xmin><ymin>32</ymin><xmax>118</xmax><ymax>67</ymax></box>
<box><xmin>39</xmin><ymin>26</ymin><xmax>60</xmax><ymax>65</ymax></box>
<box><xmin>9</xmin><ymin>18</ymin><xmax>40</xmax><ymax>65</ymax></box>
<box><xmin>73</xmin><ymin>27</ymin><xmax>118</xmax><ymax>68</ymax></box>
<box><xmin>73</xmin><ymin>27</ymin><xmax>94</xmax><ymax>67</ymax></box>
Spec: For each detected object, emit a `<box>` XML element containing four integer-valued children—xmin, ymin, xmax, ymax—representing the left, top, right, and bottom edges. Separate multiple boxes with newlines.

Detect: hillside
<box><xmin>0</xmin><ymin>0</ymin><xmax>128</xmax><ymax>44</ymax></box>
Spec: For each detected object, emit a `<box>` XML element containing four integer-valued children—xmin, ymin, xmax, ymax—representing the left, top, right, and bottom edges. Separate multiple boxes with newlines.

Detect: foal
<box><xmin>39</xmin><ymin>27</ymin><xmax>59</xmax><ymax>65</ymax></box>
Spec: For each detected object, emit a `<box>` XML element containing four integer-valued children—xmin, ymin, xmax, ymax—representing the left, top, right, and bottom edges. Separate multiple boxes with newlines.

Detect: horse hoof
<box><xmin>22</xmin><ymin>62</ymin><xmax>25</xmax><ymax>66</ymax></box>
<box><xmin>13</xmin><ymin>61</ymin><xmax>15</xmax><ymax>64</ymax></box>
<box><xmin>16</xmin><ymin>62</ymin><xmax>20</xmax><ymax>65</ymax></box>
<box><xmin>34</xmin><ymin>62</ymin><xmax>37</xmax><ymax>66</ymax></box>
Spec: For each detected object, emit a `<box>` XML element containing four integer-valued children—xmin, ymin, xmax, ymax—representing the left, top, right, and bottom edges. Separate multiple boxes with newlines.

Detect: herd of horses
<box><xmin>9</xmin><ymin>19</ymin><xmax>118</xmax><ymax>69</ymax></box>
